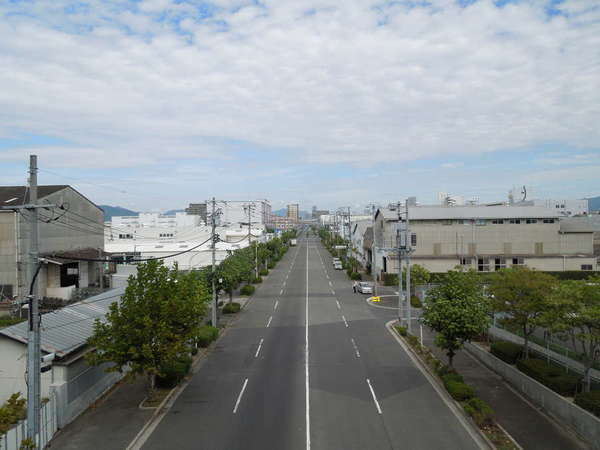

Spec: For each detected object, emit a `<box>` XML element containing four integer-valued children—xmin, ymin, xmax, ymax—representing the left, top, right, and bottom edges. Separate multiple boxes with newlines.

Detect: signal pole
<box><xmin>245</xmin><ymin>204</ymin><xmax>258</xmax><ymax>279</ymax></box>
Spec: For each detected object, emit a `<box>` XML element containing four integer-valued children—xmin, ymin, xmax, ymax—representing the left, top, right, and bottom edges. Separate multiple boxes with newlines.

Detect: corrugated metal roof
<box><xmin>0</xmin><ymin>287</ymin><xmax>125</xmax><ymax>358</ymax></box>
<box><xmin>0</xmin><ymin>185</ymin><xmax>68</xmax><ymax>205</ymax></box>
<box><xmin>409</xmin><ymin>205</ymin><xmax>560</xmax><ymax>220</ymax></box>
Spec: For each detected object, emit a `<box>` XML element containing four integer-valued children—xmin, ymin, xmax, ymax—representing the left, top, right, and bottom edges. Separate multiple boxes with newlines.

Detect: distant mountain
<box><xmin>99</xmin><ymin>205</ymin><xmax>138</xmax><ymax>221</ymax></box>
<box><xmin>164</xmin><ymin>209</ymin><xmax>185</xmax><ymax>215</ymax></box>
<box><xmin>588</xmin><ymin>196</ymin><xmax>600</xmax><ymax>212</ymax></box>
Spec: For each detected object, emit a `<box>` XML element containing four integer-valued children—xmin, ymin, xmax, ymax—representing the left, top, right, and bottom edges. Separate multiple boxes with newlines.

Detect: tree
<box><xmin>402</xmin><ymin>264</ymin><xmax>431</xmax><ymax>295</ymax></box>
<box><xmin>544</xmin><ymin>278</ymin><xmax>600</xmax><ymax>392</ymax></box>
<box><xmin>87</xmin><ymin>260</ymin><xmax>209</xmax><ymax>392</ymax></box>
<box><xmin>489</xmin><ymin>267</ymin><xmax>557</xmax><ymax>358</ymax></box>
<box><xmin>422</xmin><ymin>269</ymin><xmax>490</xmax><ymax>368</ymax></box>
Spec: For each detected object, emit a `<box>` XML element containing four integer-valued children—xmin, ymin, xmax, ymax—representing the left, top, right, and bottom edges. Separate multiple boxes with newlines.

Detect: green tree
<box><xmin>489</xmin><ymin>267</ymin><xmax>557</xmax><ymax>358</ymax></box>
<box><xmin>544</xmin><ymin>278</ymin><xmax>600</xmax><ymax>392</ymax></box>
<box><xmin>87</xmin><ymin>260</ymin><xmax>209</xmax><ymax>392</ymax></box>
<box><xmin>422</xmin><ymin>269</ymin><xmax>490</xmax><ymax>368</ymax></box>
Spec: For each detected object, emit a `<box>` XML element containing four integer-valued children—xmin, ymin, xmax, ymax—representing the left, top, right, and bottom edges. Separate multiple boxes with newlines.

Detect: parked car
<box><xmin>334</xmin><ymin>262</ymin><xmax>343</xmax><ymax>270</ymax></box>
<box><xmin>357</xmin><ymin>282</ymin><xmax>373</xmax><ymax>294</ymax></box>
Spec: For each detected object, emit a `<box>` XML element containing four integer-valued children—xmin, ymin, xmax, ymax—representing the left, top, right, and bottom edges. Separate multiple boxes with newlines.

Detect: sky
<box><xmin>1</xmin><ymin>0</ymin><xmax>599</xmax><ymax>213</ymax></box>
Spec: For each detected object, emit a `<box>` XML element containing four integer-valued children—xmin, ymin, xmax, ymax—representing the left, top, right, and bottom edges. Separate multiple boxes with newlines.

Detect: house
<box><xmin>0</xmin><ymin>288</ymin><xmax>125</xmax><ymax>427</ymax></box>
<box><xmin>373</xmin><ymin>205</ymin><xmax>597</xmax><ymax>275</ymax></box>
<box><xmin>349</xmin><ymin>220</ymin><xmax>372</xmax><ymax>269</ymax></box>
<box><xmin>0</xmin><ymin>185</ymin><xmax>105</xmax><ymax>303</ymax></box>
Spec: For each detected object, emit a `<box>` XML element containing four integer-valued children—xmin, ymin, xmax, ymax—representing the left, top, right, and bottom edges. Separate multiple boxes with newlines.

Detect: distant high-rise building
<box><xmin>185</xmin><ymin>203</ymin><xmax>207</xmax><ymax>222</ymax></box>
<box><xmin>287</xmin><ymin>204</ymin><xmax>299</xmax><ymax>222</ymax></box>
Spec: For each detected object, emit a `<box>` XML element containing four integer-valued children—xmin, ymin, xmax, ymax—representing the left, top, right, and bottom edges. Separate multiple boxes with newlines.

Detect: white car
<box><xmin>357</xmin><ymin>282</ymin><xmax>373</xmax><ymax>294</ymax></box>
<box><xmin>334</xmin><ymin>262</ymin><xmax>343</xmax><ymax>270</ymax></box>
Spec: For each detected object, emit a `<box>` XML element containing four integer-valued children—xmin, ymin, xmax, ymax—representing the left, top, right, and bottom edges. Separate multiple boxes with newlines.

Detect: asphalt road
<box><xmin>142</xmin><ymin>235</ymin><xmax>481</xmax><ymax>450</ymax></box>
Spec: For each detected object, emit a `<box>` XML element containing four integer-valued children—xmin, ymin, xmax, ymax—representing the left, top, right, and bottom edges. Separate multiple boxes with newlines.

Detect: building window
<box><xmin>411</xmin><ymin>233</ymin><xmax>417</xmax><ymax>247</ymax></box>
<box><xmin>543</xmin><ymin>219</ymin><xmax>555</xmax><ymax>224</ymax></box>
<box><xmin>581</xmin><ymin>264</ymin><xmax>593</xmax><ymax>271</ymax></box>
<box><xmin>509</xmin><ymin>219</ymin><xmax>521</xmax><ymax>224</ymax></box>
<box><xmin>118</xmin><ymin>233</ymin><xmax>133</xmax><ymax>239</ymax></box>
<box><xmin>494</xmin><ymin>258</ymin><xmax>506</xmax><ymax>270</ymax></box>
<box><xmin>512</xmin><ymin>257</ymin><xmax>524</xmax><ymax>266</ymax></box>
<box><xmin>460</xmin><ymin>257</ymin><xmax>470</xmax><ymax>266</ymax></box>
<box><xmin>491</xmin><ymin>219</ymin><xmax>504</xmax><ymax>224</ymax></box>
<box><xmin>475</xmin><ymin>219</ymin><xmax>487</xmax><ymax>226</ymax></box>
<box><xmin>526</xmin><ymin>219</ymin><xmax>538</xmax><ymax>224</ymax></box>
<box><xmin>478</xmin><ymin>258</ymin><xmax>490</xmax><ymax>272</ymax></box>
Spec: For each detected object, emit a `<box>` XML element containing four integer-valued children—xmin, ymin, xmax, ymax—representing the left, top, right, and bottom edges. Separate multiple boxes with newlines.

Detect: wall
<box><xmin>466</xmin><ymin>342</ymin><xmax>600</xmax><ymax>449</ymax></box>
<box><xmin>0</xmin><ymin>212</ymin><xmax>17</xmax><ymax>300</ymax></box>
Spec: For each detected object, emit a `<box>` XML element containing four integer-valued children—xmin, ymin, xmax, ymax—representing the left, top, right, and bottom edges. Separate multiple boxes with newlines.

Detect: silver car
<box><xmin>357</xmin><ymin>282</ymin><xmax>373</xmax><ymax>294</ymax></box>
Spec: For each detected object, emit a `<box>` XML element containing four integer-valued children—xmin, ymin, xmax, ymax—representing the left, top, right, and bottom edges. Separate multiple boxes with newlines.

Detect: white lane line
<box><xmin>366</xmin><ymin>379</ymin><xmax>382</xmax><ymax>415</ymax></box>
<box><xmin>326</xmin><ymin>274</ymin><xmax>329</xmax><ymax>279</ymax></box>
<box><xmin>283</xmin><ymin>281</ymin><xmax>286</xmax><ymax>287</ymax></box>
<box><xmin>280</xmin><ymin>289</ymin><xmax>284</xmax><ymax>295</ymax></box>
<box><xmin>274</xmin><ymin>300</ymin><xmax>279</xmax><ymax>310</ymax></box>
<box><xmin>305</xmin><ymin>240</ymin><xmax>311</xmax><ymax>450</ymax></box>
<box><xmin>266</xmin><ymin>316</ymin><xmax>273</xmax><ymax>328</ymax></box>
<box><xmin>336</xmin><ymin>300</ymin><xmax>341</xmax><ymax>310</ymax></box>
<box><xmin>255</xmin><ymin>339</ymin><xmax>264</xmax><ymax>358</ymax></box>
<box><xmin>328</xmin><ymin>281</ymin><xmax>332</xmax><ymax>287</ymax></box>
<box><xmin>233</xmin><ymin>378</ymin><xmax>249</xmax><ymax>414</ymax></box>
<box><xmin>342</xmin><ymin>315</ymin><xmax>349</xmax><ymax>328</ymax></box>
<box><xmin>331</xmin><ymin>289</ymin><xmax>335</xmax><ymax>295</ymax></box>
<box><xmin>351</xmin><ymin>338</ymin><xmax>361</xmax><ymax>358</ymax></box>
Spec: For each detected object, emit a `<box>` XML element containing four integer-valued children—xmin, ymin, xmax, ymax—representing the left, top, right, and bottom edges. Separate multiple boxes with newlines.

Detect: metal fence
<box><xmin>0</xmin><ymin>393</ymin><xmax>58</xmax><ymax>450</ymax></box>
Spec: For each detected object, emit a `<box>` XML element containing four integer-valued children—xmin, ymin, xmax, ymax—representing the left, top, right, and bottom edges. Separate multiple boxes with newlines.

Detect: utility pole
<box><xmin>397</xmin><ymin>202</ymin><xmax>404</xmax><ymax>326</ymax></box>
<box><xmin>245</xmin><ymin>204</ymin><xmax>258</xmax><ymax>279</ymax></box>
<box><xmin>210</xmin><ymin>197</ymin><xmax>217</xmax><ymax>328</ymax></box>
<box><xmin>405</xmin><ymin>199</ymin><xmax>412</xmax><ymax>334</ymax></box>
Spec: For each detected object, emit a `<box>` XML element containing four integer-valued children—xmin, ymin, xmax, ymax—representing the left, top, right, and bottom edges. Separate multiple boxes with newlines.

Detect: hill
<box><xmin>99</xmin><ymin>205</ymin><xmax>138</xmax><ymax>221</ymax></box>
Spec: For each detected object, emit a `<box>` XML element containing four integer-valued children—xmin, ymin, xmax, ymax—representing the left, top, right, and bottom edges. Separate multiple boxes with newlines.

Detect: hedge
<box><xmin>252</xmin><ymin>276</ymin><xmax>263</xmax><ymax>284</ymax></box>
<box><xmin>410</xmin><ymin>295</ymin><xmax>422</xmax><ymax>308</ymax></box>
<box><xmin>383</xmin><ymin>273</ymin><xmax>399</xmax><ymax>286</ymax></box>
<box><xmin>395</xmin><ymin>325</ymin><xmax>408</xmax><ymax>337</ymax></box>
<box><xmin>516</xmin><ymin>358</ymin><xmax>579</xmax><ymax>396</ymax></box>
<box><xmin>490</xmin><ymin>341</ymin><xmax>523</xmax><ymax>365</ymax></box>
<box><xmin>197</xmin><ymin>325</ymin><xmax>219</xmax><ymax>348</ymax></box>
<box><xmin>267</xmin><ymin>261</ymin><xmax>276</xmax><ymax>269</ymax></box>
<box><xmin>222</xmin><ymin>302</ymin><xmax>241</xmax><ymax>314</ymax></box>
<box><xmin>157</xmin><ymin>355</ymin><xmax>193</xmax><ymax>388</ymax></box>
<box><xmin>445</xmin><ymin>380</ymin><xmax>475</xmax><ymax>401</ymax></box>
<box><xmin>350</xmin><ymin>272</ymin><xmax>362</xmax><ymax>281</ymax></box>
<box><xmin>442</xmin><ymin>372</ymin><xmax>465</xmax><ymax>386</ymax></box>
<box><xmin>259</xmin><ymin>269</ymin><xmax>269</xmax><ymax>276</ymax></box>
<box><xmin>464</xmin><ymin>397</ymin><xmax>495</xmax><ymax>426</ymax></box>
<box><xmin>240</xmin><ymin>285</ymin><xmax>255</xmax><ymax>296</ymax></box>
<box><xmin>574</xmin><ymin>390</ymin><xmax>600</xmax><ymax>418</ymax></box>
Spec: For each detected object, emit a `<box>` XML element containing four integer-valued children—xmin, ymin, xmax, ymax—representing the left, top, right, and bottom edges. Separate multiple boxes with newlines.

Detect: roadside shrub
<box><xmin>222</xmin><ymin>302</ymin><xmax>241</xmax><ymax>314</ymax></box>
<box><xmin>516</xmin><ymin>358</ymin><xmax>579</xmax><ymax>396</ymax></box>
<box><xmin>383</xmin><ymin>273</ymin><xmax>399</xmax><ymax>286</ymax></box>
<box><xmin>157</xmin><ymin>355</ymin><xmax>193</xmax><ymax>388</ymax></box>
<box><xmin>442</xmin><ymin>372</ymin><xmax>465</xmax><ymax>386</ymax></box>
<box><xmin>490</xmin><ymin>341</ymin><xmax>523</xmax><ymax>365</ymax></box>
<box><xmin>445</xmin><ymin>381</ymin><xmax>475</xmax><ymax>401</ymax></box>
<box><xmin>240</xmin><ymin>285</ymin><xmax>255</xmax><ymax>296</ymax></box>
<box><xmin>410</xmin><ymin>295</ymin><xmax>422</xmax><ymax>308</ymax></box>
<box><xmin>464</xmin><ymin>397</ymin><xmax>495</xmax><ymax>427</ymax></box>
<box><xmin>197</xmin><ymin>325</ymin><xmax>219</xmax><ymax>348</ymax></box>
<box><xmin>350</xmin><ymin>272</ymin><xmax>362</xmax><ymax>281</ymax></box>
<box><xmin>0</xmin><ymin>393</ymin><xmax>26</xmax><ymax>434</ymax></box>
<box><xmin>396</xmin><ymin>325</ymin><xmax>408</xmax><ymax>336</ymax></box>
<box><xmin>252</xmin><ymin>276</ymin><xmax>263</xmax><ymax>284</ymax></box>
<box><xmin>346</xmin><ymin>268</ymin><xmax>353</xmax><ymax>277</ymax></box>
<box><xmin>574</xmin><ymin>390</ymin><xmax>600</xmax><ymax>418</ymax></box>
<box><xmin>259</xmin><ymin>269</ymin><xmax>269</xmax><ymax>276</ymax></box>
<box><xmin>267</xmin><ymin>261</ymin><xmax>276</xmax><ymax>269</ymax></box>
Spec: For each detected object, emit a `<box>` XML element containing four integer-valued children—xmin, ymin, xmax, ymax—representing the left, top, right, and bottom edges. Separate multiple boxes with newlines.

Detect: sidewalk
<box><xmin>418</xmin><ymin>325</ymin><xmax>587</xmax><ymax>450</ymax></box>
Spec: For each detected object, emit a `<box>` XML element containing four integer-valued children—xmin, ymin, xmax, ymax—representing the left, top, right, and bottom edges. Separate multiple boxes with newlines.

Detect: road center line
<box><xmin>351</xmin><ymin>338</ymin><xmax>361</xmax><ymax>358</ymax></box>
<box><xmin>331</xmin><ymin>289</ymin><xmax>335</xmax><ymax>295</ymax></box>
<box><xmin>342</xmin><ymin>315</ymin><xmax>349</xmax><ymax>328</ymax></box>
<box><xmin>336</xmin><ymin>300</ymin><xmax>341</xmax><ymax>309</ymax></box>
<box><xmin>366</xmin><ymin>379</ymin><xmax>382</xmax><ymax>414</ymax></box>
<box><xmin>306</xmin><ymin>242</ymin><xmax>311</xmax><ymax>450</ymax></box>
<box><xmin>233</xmin><ymin>378</ymin><xmax>249</xmax><ymax>414</ymax></box>
<box><xmin>280</xmin><ymin>289</ymin><xmax>284</xmax><ymax>295</ymax></box>
<box><xmin>266</xmin><ymin>316</ymin><xmax>273</xmax><ymax>328</ymax></box>
<box><xmin>274</xmin><ymin>300</ymin><xmax>279</xmax><ymax>310</ymax></box>
<box><xmin>328</xmin><ymin>281</ymin><xmax>332</xmax><ymax>287</ymax></box>
<box><xmin>255</xmin><ymin>339</ymin><xmax>264</xmax><ymax>358</ymax></box>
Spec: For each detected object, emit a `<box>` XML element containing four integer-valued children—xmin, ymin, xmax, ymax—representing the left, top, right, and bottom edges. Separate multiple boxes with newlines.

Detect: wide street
<box><xmin>142</xmin><ymin>233</ymin><xmax>482</xmax><ymax>450</ymax></box>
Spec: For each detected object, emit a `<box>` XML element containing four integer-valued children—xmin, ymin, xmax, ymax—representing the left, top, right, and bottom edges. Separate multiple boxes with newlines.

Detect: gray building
<box><xmin>372</xmin><ymin>205</ymin><xmax>597</xmax><ymax>275</ymax></box>
<box><xmin>0</xmin><ymin>185</ymin><xmax>105</xmax><ymax>303</ymax></box>
<box><xmin>185</xmin><ymin>202</ymin><xmax>207</xmax><ymax>222</ymax></box>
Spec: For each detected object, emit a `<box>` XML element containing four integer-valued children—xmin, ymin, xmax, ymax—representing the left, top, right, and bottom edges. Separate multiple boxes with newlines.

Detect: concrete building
<box><xmin>220</xmin><ymin>200</ymin><xmax>272</xmax><ymax>227</ymax></box>
<box><xmin>372</xmin><ymin>205</ymin><xmax>597</xmax><ymax>276</ymax></box>
<box><xmin>350</xmin><ymin>220</ymin><xmax>372</xmax><ymax>269</ymax></box>
<box><xmin>111</xmin><ymin>212</ymin><xmax>201</xmax><ymax>229</ymax></box>
<box><xmin>0</xmin><ymin>185</ymin><xmax>105</xmax><ymax>303</ymax></box>
<box><xmin>185</xmin><ymin>203</ymin><xmax>207</xmax><ymax>222</ymax></box>
<box><xmin>531</xmin><ymin>199</ymin><xmax>589</xmax><ymax>217</ymax></box>
<box><xmin>287</xmin><ymin>204</ymin><xmax>299</xmax><ymax>222</ymax></box>
<box><xmin>270</xmin><ymin>215</ymin><xmax>297</xmax><ymax>231</ymax></box>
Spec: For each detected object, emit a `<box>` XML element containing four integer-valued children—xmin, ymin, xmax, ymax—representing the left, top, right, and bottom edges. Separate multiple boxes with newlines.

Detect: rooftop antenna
<box><xmin>521</xmin><ymin>186</ymin><xmax>527</xmax><ymax>202</ymax></box>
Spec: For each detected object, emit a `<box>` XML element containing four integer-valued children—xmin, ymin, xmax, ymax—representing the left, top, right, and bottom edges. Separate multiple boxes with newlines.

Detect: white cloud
<box><xmin>0</xmin><ymin>0</ymin><xmax>599</xmax><ymax>173</ymax></box>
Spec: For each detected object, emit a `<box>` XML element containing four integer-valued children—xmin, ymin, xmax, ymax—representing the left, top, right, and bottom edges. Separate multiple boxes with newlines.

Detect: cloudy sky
<box><xmin>1</xmin><ymin>0</ymin><xmax>599</xmax><ymax>212</ymax></box>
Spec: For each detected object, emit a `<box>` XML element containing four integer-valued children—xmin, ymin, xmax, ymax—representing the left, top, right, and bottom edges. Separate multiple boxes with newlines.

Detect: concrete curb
<box><xmin>385</xmin><ymin>320</ymin><xmax>493</xmax><ymax>450</ymax></box>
